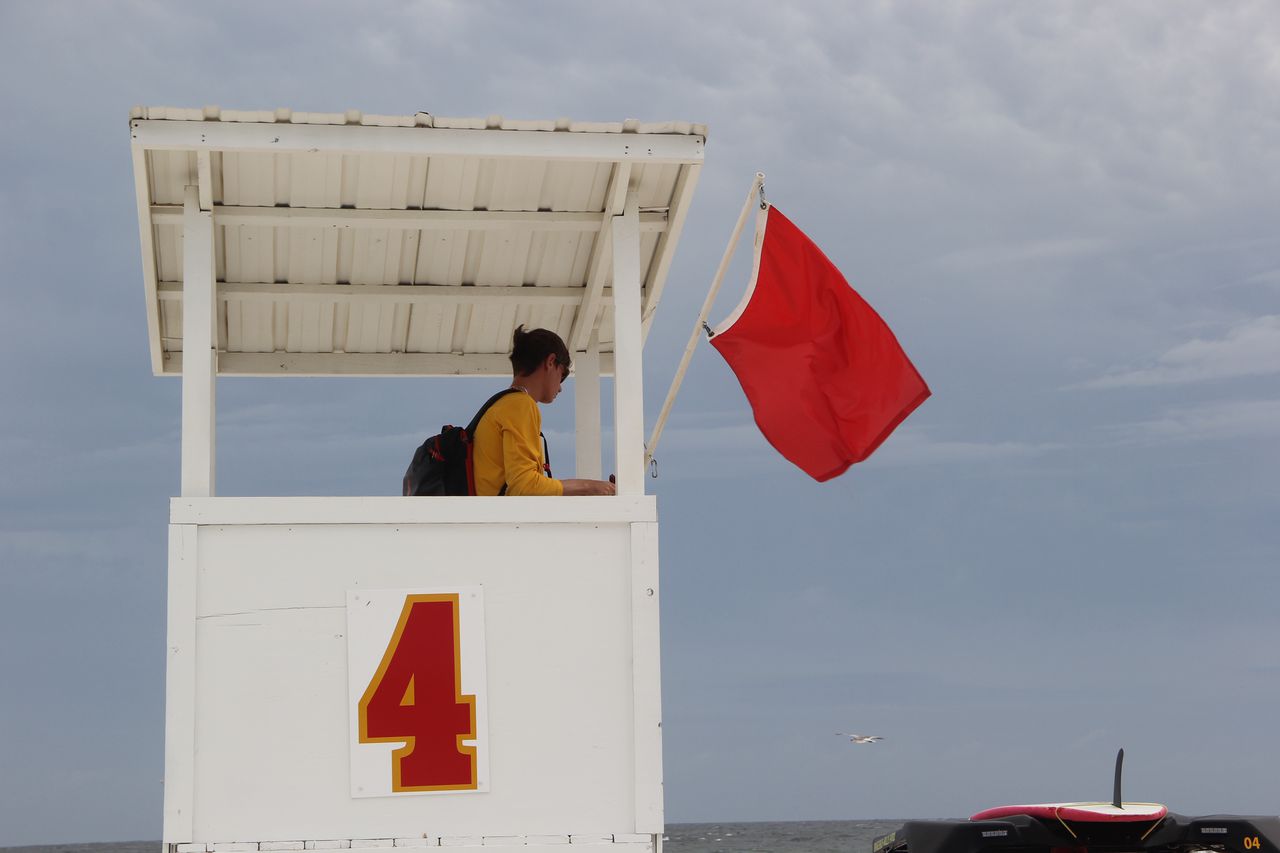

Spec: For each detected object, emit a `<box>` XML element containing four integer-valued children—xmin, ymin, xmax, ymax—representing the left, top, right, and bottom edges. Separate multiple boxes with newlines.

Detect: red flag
<box><xmin>710</xmin><ymin>206</ymin><xmax>930</xmax><ymax>481</ymax></box>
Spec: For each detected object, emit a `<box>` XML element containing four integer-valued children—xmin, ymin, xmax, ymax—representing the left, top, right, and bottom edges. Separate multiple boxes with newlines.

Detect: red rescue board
<box><xmin>971</xmin><ymin>803</ymin><xmax>1169</xmax><ymax>823</ymax></box>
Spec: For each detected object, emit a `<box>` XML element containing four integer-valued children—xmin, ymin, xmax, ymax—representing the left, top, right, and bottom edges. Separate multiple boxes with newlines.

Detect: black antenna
<box><xmin>1113</xmin><ymin>748</ymin><xmax>1125</xmax><ymax>809</ymax></box>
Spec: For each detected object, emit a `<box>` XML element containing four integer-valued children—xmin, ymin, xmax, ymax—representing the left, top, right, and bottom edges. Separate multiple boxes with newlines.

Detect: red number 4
<box><xmin>359</xmin><ymin>594</ymin><xmax>477</xmax><ymax>791</ymax></box>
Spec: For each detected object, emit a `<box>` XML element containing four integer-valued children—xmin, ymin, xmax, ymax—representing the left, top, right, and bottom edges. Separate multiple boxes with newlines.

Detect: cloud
<box><xmin>653</xmin><ymin>417</ymin><xmax>1060</xmax><ymax>476</ymax></box>
<box><xmin>866</xmin><ymin>428</ymin><xmax>1062</xmax><ymax>467</ymax></box>
<box><xmin>1243</xmin><ymin>268</ymin><xmax>1280</xmax><ymax>287</ymax></box>
<box><xmin>933</xmin><ymin>237</ymin><xmax>1110</xmax><ymax>271</ymax></box>
<box><xmin>1107</xmin><ymin>398</ymin><xmax>1280</xmax><ymax>444</ymax></box>
<box><xmin>1076</xmin><ymin>315</ymin><xmax>1280</xmax><ymax>389</ymax></box>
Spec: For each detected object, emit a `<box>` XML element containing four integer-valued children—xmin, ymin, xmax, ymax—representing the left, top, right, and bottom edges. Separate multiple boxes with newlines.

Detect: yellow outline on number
<box><xmin>358</xmin><ymin>593</ymin><xmax>478</xmax><ymax>792</ymax></box>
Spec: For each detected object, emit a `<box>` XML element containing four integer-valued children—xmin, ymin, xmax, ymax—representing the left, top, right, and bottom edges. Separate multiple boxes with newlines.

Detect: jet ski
<box><xmin>873</xmin><ymin>751</ymin><xmax>1278</xmax><ymax>853</ymax></box>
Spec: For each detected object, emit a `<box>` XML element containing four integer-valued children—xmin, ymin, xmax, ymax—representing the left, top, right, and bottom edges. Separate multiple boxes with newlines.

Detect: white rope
<box><xmin>645</xmin><ymin>172</ymin><xmax>765</xmax><ymax>468</ymax></box>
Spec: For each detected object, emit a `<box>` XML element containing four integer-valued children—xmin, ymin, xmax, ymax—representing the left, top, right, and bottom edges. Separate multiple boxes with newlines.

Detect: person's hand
<box><xmin>561</xmin><ymin>478</ymin><xmax>616</xmax><ymax>496</ymax></box>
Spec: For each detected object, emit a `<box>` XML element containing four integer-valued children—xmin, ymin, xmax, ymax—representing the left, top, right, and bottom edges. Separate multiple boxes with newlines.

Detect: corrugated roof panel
<box><xmin>414</xmin><ymin>230</ymin><xmax>469</xmax><ymax>286</ymax></box>
<box><xmin>476</xmin><ymin>230</ymin><xmax>534</xmax><ymax>287</ymax></box>
<box><xmin>160</xmin><ymin>296</ymin><xmax>181</xmax><ymax>351</ymax></box>
<box><xmin>488</xmin><ymin>159</ymin><xmax>548</xmax><ymax>212</ymax></box>
<box><xmin>633</xmin><ymin>163</ymin><xmax>681</xmax><ymax>208</ymax></box>
<box><xmin>132</xmin><ymin>106</ymin><xmax>705</xmax><ymax>374</ymax></box>
<box><xmin>414</xmin><ymin>302</ymin><xmax>458</xmax><ymax>354</ymax></box>
<box><xmin>272</xmin><ymin>299</ymin><xmax>288</xmax><ymax>352</ymax></box>
<box><xmin>225</xmin><ymin>299</ymin><xmax>242</xmax><ymax>351</ymax></box>
<box><xmin>540</xmin><ymin>161</ymin><xmax>610</xmax><ymax>212</ymax></box>
<box><xmin>156</xmin><ymin>223</ymin><xmax>182</xmax><ymax>282</ymax></box>
<box><xmin>350</xmin><ymin>230</ymin><xmax>392</xmax><ymax>286</ymax></box>
<box><xmin>222</xmin><ymin>152</ymin><xmax>280</xmax><ymax>206</ymax></box>
<box><xmin>460</xmin><ymin>303</ymin><xmax>508</xmax><ymax>354</ymax></box>
<box><xmin>286</xmin><ymin>228</ymin><xmax>328</xmax><ymax>284</ymax></box>
<box><xmin>641</xmin><ymin>232</ymin><xmax>661</xmax><ymax>279</ymax></box>
<box><xmin>424</xmin><ymin>157</ymin><xmax>482</xmax><ymax>210</ymax></box>
<box><xmin>332</xmin><ymin>304</ymin><xmax>350</xmax><ymax>352</ymax></box>
<box><xmin>390</xmin><ymin>303</ymin><xmax>410</xmax><ymax>353</ymax></box>
<box><xmin>151</xmin><ymin>150</ymin><xmax>194</xmax><ymax>205</ymax></box>
<box><xmin>223</xmin><ymin>225</ymin><xmax>276</xmax><ymax>284</ymax></box>
<box><xmin>289</xmin><ymin>152</ymin><xmax>343</xmax><ymax>207</ymax></box>
<box><xmin>285</xmin><ymin>301</ymin><xmax>335</xmax><ymax>353</ymax></box>
<box><xmin>354</xmin><ymin>153</ymin><xmax>416</xmax><ymax>209</ymax></box>
<box><xmin>229</xmin><ymin>298</ymin><xmax>276</xmax><ymax>353</ymax></box>
<box><xmin>597</xmin><ymin>305</ymin><xmax>615</xmax><ymax>346</ymax></box>
<box><xmin>210</xmin><ymin>152</ymin><xmax>225</xmax><ymax>205</ymax></box>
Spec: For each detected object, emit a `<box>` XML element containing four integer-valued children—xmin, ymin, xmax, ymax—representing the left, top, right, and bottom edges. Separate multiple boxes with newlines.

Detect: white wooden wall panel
<box><xmin>180</xmin><ymin>520</ymin><xmax>646</xmax><ymax>842</ymax></box>
<box><xmin>164</xmin><ymin>524</ymin><xmax>198</xmax><ymax>843</ymax></box>
<box><xmin>628</xmin><ymin>523</ymin><xmax>662</xmax><ymax>832</ymax></box>
<box><xmin>170</xmin><ymin>496</ymin><xmax>656</xmax><ymax>526</ymax></box>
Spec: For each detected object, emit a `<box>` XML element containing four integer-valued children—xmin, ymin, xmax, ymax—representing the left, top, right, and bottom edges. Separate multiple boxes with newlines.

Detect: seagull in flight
<box><xmin>836</xmin><ymin>733</ymin><xmax>884</xmax><ymax>744</ymax></box>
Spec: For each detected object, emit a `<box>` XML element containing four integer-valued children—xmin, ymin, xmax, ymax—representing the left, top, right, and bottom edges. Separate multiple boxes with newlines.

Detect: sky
<box><xmin>2</xmin><ymin>0</ymin><xmax>1279</xmax><ymax>846</ymax></box>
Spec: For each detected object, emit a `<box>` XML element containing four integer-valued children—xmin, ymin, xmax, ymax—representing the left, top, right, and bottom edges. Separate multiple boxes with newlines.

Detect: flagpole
<box><xmin>645</xmin><ymin>172</ymin><xmax>765</xmax><ymax>468</ymax></box>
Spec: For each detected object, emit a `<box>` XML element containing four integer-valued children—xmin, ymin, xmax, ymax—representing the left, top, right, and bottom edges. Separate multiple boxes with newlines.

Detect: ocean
<box><xmin>2</xmin><ymin>821</ymin><xmax>905</xmax><ymax>853</ymax></box>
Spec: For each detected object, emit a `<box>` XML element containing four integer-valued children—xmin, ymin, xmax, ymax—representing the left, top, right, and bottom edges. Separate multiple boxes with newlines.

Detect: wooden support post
<box><xmin>574</xmin><ymin>330</ymin><xmax>603</xmax><ymax>480</ymax></box>
<box><xmin>181</xmin><ymin>186</ymin><xmax>216</xmax><ymax>496</ymax></box>
<box><xmin>611</xmin><ymin>191</ymin><xmax>644</xmax><ymax>496</ymax></box>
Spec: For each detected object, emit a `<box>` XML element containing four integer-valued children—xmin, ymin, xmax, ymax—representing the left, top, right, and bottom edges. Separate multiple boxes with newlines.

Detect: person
<box><xmin>471</xmin><ymin>326</ymin><xmax>616</xmax><ymax>496</ymax></box>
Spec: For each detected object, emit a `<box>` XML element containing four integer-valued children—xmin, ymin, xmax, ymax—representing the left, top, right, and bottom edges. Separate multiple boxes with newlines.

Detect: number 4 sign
<box><xmin>347</xmin><ymin>587</ymin><xmax>489</xmax><ymax>797</ymax></box>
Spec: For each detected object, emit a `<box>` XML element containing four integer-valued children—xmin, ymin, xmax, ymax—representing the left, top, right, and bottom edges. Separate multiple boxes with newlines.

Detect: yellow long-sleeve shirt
<box><xmin>471</xmin><ymin>390</ymin><xmax>564</xmax><ymax>496</ymax></box>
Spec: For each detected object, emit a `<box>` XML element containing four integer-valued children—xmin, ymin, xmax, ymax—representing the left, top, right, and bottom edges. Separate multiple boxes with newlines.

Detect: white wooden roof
<box><xmin>129</xmin><ymin>106</ymin><xmax>706</xmax><ymax>376</ymax></box>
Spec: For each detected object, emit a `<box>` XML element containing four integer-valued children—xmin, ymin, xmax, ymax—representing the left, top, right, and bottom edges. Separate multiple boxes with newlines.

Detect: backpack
<box><xmin>402</xmin><ymin>389</ymin><xmax>531</xmax><ymax>496</ymax></box>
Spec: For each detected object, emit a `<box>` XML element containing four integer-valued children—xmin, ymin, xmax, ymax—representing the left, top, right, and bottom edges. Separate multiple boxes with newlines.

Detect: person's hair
<box><xmin>510</xmin><ymin>325</ymin><xmax>571</xmax><ymax>377</ymax></box>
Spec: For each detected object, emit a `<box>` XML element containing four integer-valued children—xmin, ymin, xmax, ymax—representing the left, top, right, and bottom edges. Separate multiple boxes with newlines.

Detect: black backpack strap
<box><xmin>466</xmin><ymin>388</ymin><xmax>524</xmax><ymax>436</ymax></box>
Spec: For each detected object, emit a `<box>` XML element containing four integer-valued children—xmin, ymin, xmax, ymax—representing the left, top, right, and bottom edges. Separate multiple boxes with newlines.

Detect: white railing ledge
<box><xmin>170</xmin><ymin>495</ymin><xmax>657</xmax><ymax>526</ymax></box>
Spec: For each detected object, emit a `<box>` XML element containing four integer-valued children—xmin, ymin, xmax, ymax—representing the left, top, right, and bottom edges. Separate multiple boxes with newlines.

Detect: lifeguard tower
<box><xmin>129</xmin><ymin>107</ymin><xmax>705</xmax><ymax>853</ymax></box>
